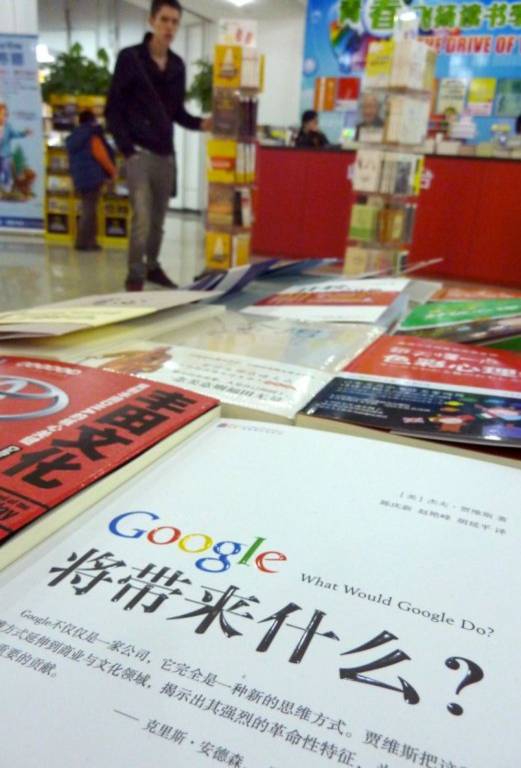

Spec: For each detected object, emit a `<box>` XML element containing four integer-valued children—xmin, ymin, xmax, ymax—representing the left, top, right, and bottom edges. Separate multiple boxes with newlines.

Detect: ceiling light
<box><xmin>224</xmin><ymin>0</ymin><xmax>254</xmax><ymax>7</ymax></box>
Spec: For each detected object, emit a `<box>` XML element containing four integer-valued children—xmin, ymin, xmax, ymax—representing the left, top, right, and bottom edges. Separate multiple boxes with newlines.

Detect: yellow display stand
<box><xmin>204</xmin><ymin>42</ymin><xmax>263</xmax><ymax>271</ymax></box>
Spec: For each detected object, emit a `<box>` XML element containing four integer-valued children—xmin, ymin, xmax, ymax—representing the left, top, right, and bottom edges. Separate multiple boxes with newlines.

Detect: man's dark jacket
<box><xmin>105</xmin><ymin>33</ymin><xmax>202</xmax><ymax>157</ymax></box>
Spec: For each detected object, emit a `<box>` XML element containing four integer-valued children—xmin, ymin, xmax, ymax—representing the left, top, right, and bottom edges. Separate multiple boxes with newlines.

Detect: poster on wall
<box><xmin>436</xmin><ymin>78</ymin><xmax>467</xmax><ymax>115</ymax></box>
<box><xmin>496</xmin><ymin>78</ymin><xmax>521</xmax><ymax>116</ymax></box>
<box><xmin>0</xmin><ymin>34</ymin><xmax>44</xmax><ymax>231</ymax></box>
<box><xmin>467</xmin><ymin>77</ymin><xmax>497</xmax><ymax>115</ymax></box>
<box><xmin>302</xmin><ymin>0</ymin><xmax>521</xmax><ymax>143</ymax></box>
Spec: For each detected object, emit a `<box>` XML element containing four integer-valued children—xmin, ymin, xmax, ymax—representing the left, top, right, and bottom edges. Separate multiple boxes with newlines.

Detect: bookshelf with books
<box><xmin>45</xmin><ymin>95</ymin><xmax>130</xmax><ymax>247</ymax></box>
<box><xmin>205</xmin><ymin>41</ymin><xmax>264</xmax><ymax>271</ymax></box>
<box><xmin>344</xmin><ymin>38</ymin><xmax>436</xmax><ymax>278</ymax></box>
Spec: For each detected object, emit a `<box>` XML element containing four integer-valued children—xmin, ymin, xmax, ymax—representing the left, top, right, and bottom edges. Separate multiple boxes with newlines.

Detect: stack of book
<box><xmin>207</xmin><ymin>139</ymin><xmax>256</xmax><ymax>185</ymax></box>
<box><xmin>205</xmin><ymin>40</ymin><xmax>264</xmax><ymax>272</ymax></box>
<box><xmin>349</xmin><ymin>201</ymin><xmax>416</xmax><ymax>246</ymax></box>
<box><xmin>213</xmin><ymin>90</ymin><xmax>259</xmax><ymax>140</ymax></box>
<box><xmin>345</xmin><ymin>39</ymin><xmax>436</xmax><ymax>278</ymax></box>
<box><xmin>353</xmin><ymin>149</ymin><xmax>424</xmax><ymax>195</ymax></box>
<box><xmin>399</xmin><ymin>297</ymin><xmax>521</xmax><ymax>351</ymax></box>
<box><xmin>364</xmin><ymin>38</ymin><xmax>436</xmax><ymax>92</ymax></box>
<box><xmin>207</xmin><ymin>185</ymin><xmax>253</xmax><ymax>228</ymax></box>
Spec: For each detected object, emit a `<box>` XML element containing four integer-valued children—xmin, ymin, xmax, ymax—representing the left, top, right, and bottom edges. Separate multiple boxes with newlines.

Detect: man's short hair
<box><xmin>150</xmin><ymin>0</ymin><xmax>183</xmax><ymax>16</ymax></box>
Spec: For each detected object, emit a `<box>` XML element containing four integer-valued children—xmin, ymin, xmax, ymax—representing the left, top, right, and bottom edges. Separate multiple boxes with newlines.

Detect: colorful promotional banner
<box><xmin>302</xmin><ymin>0</ymin><xmax>521</xmax><ymax>142</ymax></box>
<box><xmin>0</xmin><ymin>34</ymin><xmax>44</xmax><ymax>230</ymax></box>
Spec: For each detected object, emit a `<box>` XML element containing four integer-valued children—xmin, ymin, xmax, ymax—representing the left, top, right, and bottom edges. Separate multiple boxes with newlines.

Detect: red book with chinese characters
<box><xmin>297</xmin><ymin>336</ymin><xmax>521</xmax><ymax>450</ymax></box>
<box><xmin>0</xmin><ymin>356</ymin><xmax>219</xmax><ymax>567</ymax></box>
<box><xmin>241</xmin><ymin>279</ymin><xmax>415</xmax><ymax>328</ymax></box>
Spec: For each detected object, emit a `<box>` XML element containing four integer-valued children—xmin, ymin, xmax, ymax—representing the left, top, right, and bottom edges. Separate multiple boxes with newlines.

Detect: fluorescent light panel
<box><xmin>224</xmin><ymin>0</ymin><xmax>254</xmax><ymax>7</ymax></box>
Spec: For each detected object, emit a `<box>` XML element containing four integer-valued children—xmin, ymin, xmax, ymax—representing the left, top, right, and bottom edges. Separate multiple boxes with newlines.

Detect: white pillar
<box><xmin>0</xmin><ymin>0</ymin><xmax>38</xmax><ymax>35</ymax></box>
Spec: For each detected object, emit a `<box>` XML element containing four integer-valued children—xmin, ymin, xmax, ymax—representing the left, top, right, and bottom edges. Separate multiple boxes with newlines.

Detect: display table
<box><xmin>252</xmin><ymin>146</ymin><xmax>521</xmax><ymax>287</ymax></box>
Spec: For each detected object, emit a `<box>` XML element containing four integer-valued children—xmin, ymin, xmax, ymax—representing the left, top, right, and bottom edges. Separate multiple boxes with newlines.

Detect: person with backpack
<box><xmin>66</xmin><ymin>110</ymin><xmax>117</xmax><ymax>251</ymax></box>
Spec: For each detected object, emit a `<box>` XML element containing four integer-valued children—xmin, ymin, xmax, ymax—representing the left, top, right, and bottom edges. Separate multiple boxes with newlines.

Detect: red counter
<box><xmin>252</xmin><ymin>146</ymin><xmax>521</xmax><ymax>287</ymax></box>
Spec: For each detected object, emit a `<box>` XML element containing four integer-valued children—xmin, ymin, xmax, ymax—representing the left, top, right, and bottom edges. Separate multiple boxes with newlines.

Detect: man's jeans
<box><xmin>76</xmin><ymin>186</ymin><xmax>102</xmax><ymax>249</ymax></box>
<box><xmin>125</xmin><ymin>150</ymin><xmax>176</xmax><ymax>280</ymax></box>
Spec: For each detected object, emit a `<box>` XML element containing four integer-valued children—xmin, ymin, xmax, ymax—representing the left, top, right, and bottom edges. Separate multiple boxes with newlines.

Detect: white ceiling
<box><xmin>125</xmin><ymin>0</ymin><xmax>306</xmax><ymax>23</ymax></box>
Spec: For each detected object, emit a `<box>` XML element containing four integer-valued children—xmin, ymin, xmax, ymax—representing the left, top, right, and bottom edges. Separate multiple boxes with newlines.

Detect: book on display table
<box><xmin>0</xmin><ymin>418</ymin><xmax>519</xmax><ymax>767</ymax></box>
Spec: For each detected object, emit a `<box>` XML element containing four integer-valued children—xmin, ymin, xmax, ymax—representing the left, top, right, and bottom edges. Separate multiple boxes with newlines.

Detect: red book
<box><xmin>0</xmin><ymin>356</ymin><xmax>219</xmax><ymax>547</ymax></box>
<box><xmin>345</xmin><ymin>334</ymin><xmax>521</xmax><ymax>393</ymax></box>
<box><xmin>297</xmin><ymin>335</ymin><xmax>521</xmax><ymax>449</ymax></box>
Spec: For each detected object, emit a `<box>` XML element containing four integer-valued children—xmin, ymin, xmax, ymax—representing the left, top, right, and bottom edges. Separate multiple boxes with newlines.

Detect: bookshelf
<box><xmin>205</xmin><ymin>42</ymin><xmax>264</xmax><ymax>271</ymax></box>
<box><xmin>344</xmin><ymin>37</ymin><xmax>437</xmax><ymax>278</ymax></box>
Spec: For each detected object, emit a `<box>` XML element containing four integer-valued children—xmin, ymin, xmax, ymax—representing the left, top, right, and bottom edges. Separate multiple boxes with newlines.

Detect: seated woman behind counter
<box><xmin>295</xmin><ymin>110</ymin><xmax>329</xmax><ymax>148</ymax></box>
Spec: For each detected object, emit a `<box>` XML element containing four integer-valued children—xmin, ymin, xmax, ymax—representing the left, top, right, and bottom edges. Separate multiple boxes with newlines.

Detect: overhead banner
<box><xmin>302</xmin><ymin>0</ymin><xmax>521</xmax><ymax>142</ymax></box>
<box><xmin>0</xmin><ymin>34</ymin><xmax>44</xmax><ymax>231</ymax></box>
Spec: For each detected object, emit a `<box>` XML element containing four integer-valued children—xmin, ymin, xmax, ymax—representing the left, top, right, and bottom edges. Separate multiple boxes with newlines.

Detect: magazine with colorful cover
<box><xmin>398</xmin><ymin>299</ymin><xmax>521</xmax><ymax>343</ymax></box>
<box><xmin>241</xmin><ymin>279</ymin><xmax>414</xmax><ymax>328</ymax></box>
<box><xmin>0</xmin><ymin>419</ymin><xmax>519</xmax><ymax>767</ymax></box>
<box><xmin>0</xmin><ymin>356</ymin><xmax>219</xmax><ymax>563</ymax></box>
<box><xmin>298</xmin><ymin>336</ymin><xmax>521</xmax><ymax>448</ymax></box>
<box><xmin>154</xmin><ymin>311</ymin><xmax>384</xmax><ymax>372</ymax></box>
<box><xmin>80</xmin><ymin>343</ymin><xmax>331</xmax><ymax>424</ymax></box>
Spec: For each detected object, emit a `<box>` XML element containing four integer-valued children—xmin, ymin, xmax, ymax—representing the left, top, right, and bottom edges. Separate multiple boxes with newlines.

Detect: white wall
<box><xmin>257</xmin><ymin>14</ymin><xmax>305</xmax><ymax>128</ymax></box>
<box><xmin>38</xmin><ymin>0</ymin><xmax>147</xmax><ymax>63</ymax></box>
<box><xmin>0</xmin><ymin>0</ymin><xmax>38</xmax><ymax>35</ymax></box>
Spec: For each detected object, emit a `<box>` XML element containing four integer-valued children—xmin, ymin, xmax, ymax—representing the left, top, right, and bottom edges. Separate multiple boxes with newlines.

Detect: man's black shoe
<box><xmin>147</xmin><ymin>266</ymin><xmax>178</xmax><ymax>288</ymax></box>
<box><xmin>125</xmin><ymin>277</ymin><xmax>144</xmax><ymax>292</ymax></box>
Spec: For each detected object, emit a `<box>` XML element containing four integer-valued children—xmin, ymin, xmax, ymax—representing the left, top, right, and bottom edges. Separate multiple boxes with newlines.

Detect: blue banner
<box><xmin>302</xmin><ymin>0</ymin><xmax>521</xmax><ymax>142</ymax></box>
<box><xmin>0</xmin><ymin>34</ymin><xmax>44</xmax><ymax>230</ymax></box>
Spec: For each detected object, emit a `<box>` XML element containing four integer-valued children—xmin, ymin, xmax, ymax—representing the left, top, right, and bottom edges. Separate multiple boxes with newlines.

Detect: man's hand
<box><xmin>201</xmin><ymin>117</ymin><xmax>213</xmax><ymax>133</ymax></box>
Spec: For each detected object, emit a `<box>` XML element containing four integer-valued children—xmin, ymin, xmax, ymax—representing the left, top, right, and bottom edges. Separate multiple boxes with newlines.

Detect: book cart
<box><xmin>205</xmin><ymin>41</ymin><xmax>264</xmax><ymax>271</ymax></box>
<box><xmin>344</xmin><ymin>35</ymin><xmax>437</xmax><ymax>277</ymax></box>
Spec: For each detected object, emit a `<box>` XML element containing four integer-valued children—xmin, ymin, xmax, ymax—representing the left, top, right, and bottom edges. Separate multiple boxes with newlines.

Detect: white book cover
<box><xmin>242</xmin><ymin>279</ymin><xmax>411</xmax><ymax>328</ymax></box>
<box><xmin>80</xmin><ymin>343</ymin><xmax>330</xmax><ymax>422</ymax></box>
<box><xmin>353</xmin><ymin>149</ymin><xmax>384</xmax><ymax>193</ymax></box>
<box><xmin>158</xmin><ymin>311</ymin><xmax>384</xmax><ymax>372</ymax></box>
<box><xmin>0</xmin><ymin>420</ymin><xmax>519</xmax><ymax>767</ymax></box>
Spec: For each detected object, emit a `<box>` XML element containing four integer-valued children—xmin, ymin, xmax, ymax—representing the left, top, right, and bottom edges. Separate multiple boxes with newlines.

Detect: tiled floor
<box><xmin>0</xmin><ymin>213</ymin><xmax>206</xmax><ymax>312</ymax></box>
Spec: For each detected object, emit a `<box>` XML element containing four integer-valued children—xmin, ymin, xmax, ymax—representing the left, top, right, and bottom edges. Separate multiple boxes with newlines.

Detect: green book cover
<box><xmin>399</xmin><ymin>299</ymin><xmax>521</xmax><ymax>331</ymax></box>
<box><xmin>484</xmin><ymin>336</ymin><xmax>521</xmax><ymax>353</ymax></box>
<box><xmin>349</xmin><ymin>204</ymin><xmax>379</xmax><ymax>242</ymax></box>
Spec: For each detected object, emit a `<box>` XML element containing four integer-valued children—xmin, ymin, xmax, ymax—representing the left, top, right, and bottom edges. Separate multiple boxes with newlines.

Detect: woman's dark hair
<box><xmin>301</xmin><ymin>109</ymin><xmax>318</xmax><ymax>127</ymax></box>
<box><xmin>516</xmin><ymin>114</ymin><xmax>521</xmax><ymax>134</ymax></box>
<box><xmin>150</xmin><ymin>0</ymin><xmax>183</xmax><ymax>17</ymax></box>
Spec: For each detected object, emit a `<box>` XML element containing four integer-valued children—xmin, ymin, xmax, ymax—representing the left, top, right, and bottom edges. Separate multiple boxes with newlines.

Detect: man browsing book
<box><xmin>106</xmin><ymin>0</ymin><xmax>211</xmax><ymax>292</ymax></box>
